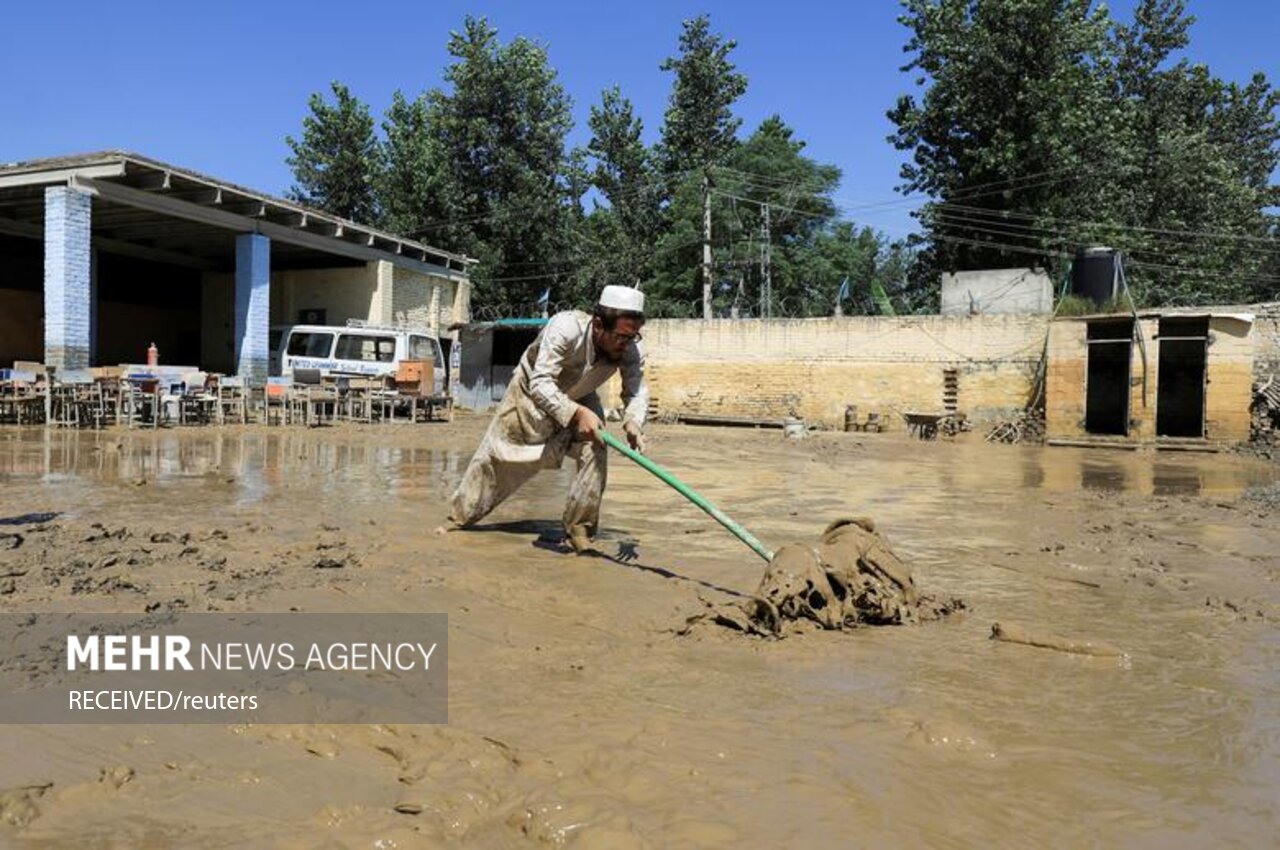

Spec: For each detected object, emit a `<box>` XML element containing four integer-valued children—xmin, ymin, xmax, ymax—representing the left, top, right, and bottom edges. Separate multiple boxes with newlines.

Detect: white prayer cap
<box><xmin>598</xmin><ymin>285</ymin><xmax>645</xmax><ymax>313</ymax></box>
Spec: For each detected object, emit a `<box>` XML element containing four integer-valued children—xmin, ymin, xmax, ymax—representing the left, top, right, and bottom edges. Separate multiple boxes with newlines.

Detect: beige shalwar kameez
<box><xmin>448</xmin><ymin>310</ymin><xmax>648</xmax><ymax>535</ymax></box>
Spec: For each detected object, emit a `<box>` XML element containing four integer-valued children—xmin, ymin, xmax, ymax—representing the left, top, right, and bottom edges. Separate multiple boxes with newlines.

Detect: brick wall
<box><xmin>1046</xmin><ymin>313</ymin><xmax>1256</xmax><ymax>444</ymax></box>
<box><xmin>391</xmin><ymin>266</ymin><xmax>462</xmax><ymax>335</ymax></box>
<box><xmin>1204</xmin><ymin>315</ymin><xmax>1254</xmax><ymax>441</ymax></box>
<box><xmin>601</xmin><ymin>314</ymin><xmax>1049</xmax><ymax>429</ymax></box>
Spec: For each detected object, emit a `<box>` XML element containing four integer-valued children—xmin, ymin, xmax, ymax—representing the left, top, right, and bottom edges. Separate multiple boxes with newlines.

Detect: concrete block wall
<box><xmin>601</xmin><ymin>315</ymin><xmax>1048</xmax><ymax>428</ymax></box>
<box><xmin>1046</xmin><ymin>314</ymin><xmax>1256</xmax><ymax>444</ymax></box>
<box><xmin>43</xmin><ymin>186</ymin><xmax>93</xmax><ymax>369</ymax></box>
<box><xmin>1045</xmin><ymin>320</ymin><xmax>1087</xmax><ymax>438</ymax></box>
<box><xmin>274</xmin><ymin>263</ymin><xmax>382</xmax><ymax>327</ymax></box>
<box><xmin>941</xmin><ymin>268</ymin><xmax>1054</xmax><ymax>315</ymax></box>
<box><xmin>391</xmin><ymin>266</ymin><xmax>459</xmax><ymax>335</ymax></box>
<box><xmin>1204</xmin><ymin>316</ymin><xmax>1254</xmax><ymax>441</ymax></box>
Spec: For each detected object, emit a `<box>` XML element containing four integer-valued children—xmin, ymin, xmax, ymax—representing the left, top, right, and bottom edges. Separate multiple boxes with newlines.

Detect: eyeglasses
<box><xmin>608</xmin><ymin>329</ymin><xmax>642</xmax><ymax>344</ymax></box>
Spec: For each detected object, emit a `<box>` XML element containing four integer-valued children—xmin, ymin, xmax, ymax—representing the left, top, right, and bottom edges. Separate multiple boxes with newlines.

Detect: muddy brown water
<box><xmin>0</xmin><ymin>420</ymin><xmax>1277</xmax><ymax>848</ymax></box>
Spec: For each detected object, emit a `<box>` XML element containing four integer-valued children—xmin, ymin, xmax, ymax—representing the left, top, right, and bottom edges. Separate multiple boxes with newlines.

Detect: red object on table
<box><xmin>146</xmin><ymin>342</ymin><xmax>159</xmax><ymax>367</ymax></box>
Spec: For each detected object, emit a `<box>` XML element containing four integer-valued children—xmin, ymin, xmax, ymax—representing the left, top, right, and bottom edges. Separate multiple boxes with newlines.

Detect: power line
<box><xmin>933</xmin><ymin>201</ymin><xmax>1280</xmax><ymax>248</ymax></box>
<box><xmin>929</xmin><ymin>210</ymin><xmax>1280</xmax><ymax>278</ymax></box>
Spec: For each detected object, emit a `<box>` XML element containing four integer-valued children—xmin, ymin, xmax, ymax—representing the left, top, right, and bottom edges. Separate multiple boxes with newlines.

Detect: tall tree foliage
<box><xmin>649</xmin><ymin>15</ymin><xmax>750</xmax><ymax>311</ymax></box>
<box><xmin>424</xmin><ymin>17</ymin><xmax>576</xmax><ymax>308</ymax></box>
<box><xmin>575</xmin><ymin>87</ymin><xmax>663</xmax><ymax>290</ymax></box>
<box><xmin>378</xmin><ymin>91</ymin><xmax>446</xmax><ymax>241</ymax></box>
<box><xmin>889</xmin><ymin>0</ymin><xmax>1279</xmax><ymax>306</ymax></box>
<box><xmin>286</xmin><ymin>82</ymin><xmax>382</xmax><ymax>223</ymax></box>
<box><xmin>657</xmin><ymin>15</ymin><xmax>749</xmax><ymax>182</ymax></box>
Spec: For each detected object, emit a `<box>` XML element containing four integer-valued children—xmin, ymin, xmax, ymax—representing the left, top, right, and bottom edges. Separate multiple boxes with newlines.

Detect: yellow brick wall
<box><xmin>600</xmin><ymin>315</ymin><xmax>1049</xmax><ymax>429</ymax></box>
<box><xmin>1204</xmin><ymin>315</ymin><xmax>1254</xmax><ymax>442</ymax></box>
<box><xmin>1045</xmin><ymin>320</ymin><xmax>1087</xmax><ymax>438</ymax></box>
<box><xmin>1046</xmin><ymin>314</ymin><xmax>1256</xmax><ymax>444</ymax></box>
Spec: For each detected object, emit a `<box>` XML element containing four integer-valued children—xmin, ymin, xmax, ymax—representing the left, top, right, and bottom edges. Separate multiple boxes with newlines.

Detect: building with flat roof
<box><xmin>0</xmin><ymin>151</ymin><xmax>473</xmax><ymax>378</ymax></box>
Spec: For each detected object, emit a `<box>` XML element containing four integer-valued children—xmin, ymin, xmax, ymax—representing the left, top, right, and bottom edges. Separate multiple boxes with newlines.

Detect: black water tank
<box><xmin>1072</xmin><ymin>247</ymin><xmax>1117</xmax><ymax>306</ymax></box>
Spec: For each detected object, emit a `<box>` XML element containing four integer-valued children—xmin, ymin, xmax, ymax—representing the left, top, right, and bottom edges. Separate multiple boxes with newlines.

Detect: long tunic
<box><xmin>486</xmin><ymin>309</ymin><xmax>648</xmax><ymax>465</ymax></box>
<box><xmin>448</xmin><ymin>310</ymin><xmax>648</xmax><ymax>530</ymax></box>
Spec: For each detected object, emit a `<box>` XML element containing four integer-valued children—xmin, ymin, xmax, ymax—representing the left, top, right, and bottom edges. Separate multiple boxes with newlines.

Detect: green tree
<box><xmin>888</xmin><ymin>0</ymin><xmax>1279</xmax><ymax>306</ymax></box>
<box><xmin>378</xmin><ymin>91</ymin><xmax>448</xmax><ymax>240</ymax></box>
<box><xmin>657</xmin><ymin>14</ymin><xmax>749</xmax><ymax>315</ymax></box>
<box><xmin>575</xmin><ymin>87</ymin><xmax>664</xmax><ymax>291</ymax></box>
<box><xmin>1108</xmin><ymin>0</ymin><xmax>1279</xmax><ymax>304</ymax></box>
<box><xmin>286</xmin><ymin>82</ymin><xmax>381</xmax><ymax>222</ymax></box>
<box><xmin>888</xmin><ymin>0</ymin><xmax>1120</xmax><ymax>277</ymax></box>
<box><xmin>657</xmin><ymin>14</ymin><xmax>748</xmax><ymax>181</ymax></box>
<box><xmin>424</xmin><ymin>16</ymin><xmax>576</xmax><ymax>309</ymax></box>
<box><xmin>712</xmin><ymin>116</ymin><xmax>840</xmax><ymax>315</ymax></box>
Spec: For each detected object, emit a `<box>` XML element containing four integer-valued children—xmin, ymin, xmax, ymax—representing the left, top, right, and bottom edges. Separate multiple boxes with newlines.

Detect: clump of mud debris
<box><xmin>684</xmin><ymin>517</ymin><xmax>963</xmax><ymax>637</ymax></box>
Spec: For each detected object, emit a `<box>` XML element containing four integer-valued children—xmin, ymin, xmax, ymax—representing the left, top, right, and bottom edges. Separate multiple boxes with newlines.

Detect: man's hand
<box><xmin>623</xmin><ymin>419</ymin><xmax>646</xmax><ymax>454</ymax></box>
<box><xmin>570</xmin><ymin>404</ymin><xmax>604</xmax><ymax>444</ymax></box>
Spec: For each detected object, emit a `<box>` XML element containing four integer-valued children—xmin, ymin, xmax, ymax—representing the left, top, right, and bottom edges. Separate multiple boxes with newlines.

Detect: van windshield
<box><xmin>409</xmin><ymin>336</ymin><xmax>438</xmax><ymax>361</ymax></box>
<box><xmin>335</xmin><ymin>334</ymin><xmax>396</xmax><ymax>362</ymax></box>
<box><xmin>287</xmin><ymin>331</ymin><xmax>334</xmax><ymax>357</ymax></box>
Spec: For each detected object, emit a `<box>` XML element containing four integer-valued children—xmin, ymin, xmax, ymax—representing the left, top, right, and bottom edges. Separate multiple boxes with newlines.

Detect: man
<box><xmin>447</xmin><ymin>285</ymin><xmax>649</xmax><ymax>553</ymax></box>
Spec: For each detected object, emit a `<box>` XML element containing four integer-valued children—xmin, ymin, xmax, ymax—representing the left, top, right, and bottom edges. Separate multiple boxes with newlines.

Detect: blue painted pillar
<box><xmin>234</xmin><ymin>233</ymin><xmax>271</xmax><ymax>381</ymax></box>
<box><xmin>44</xmin><ymin>186</ymin><xmax>93</xmax><ymax>370</ymax></box>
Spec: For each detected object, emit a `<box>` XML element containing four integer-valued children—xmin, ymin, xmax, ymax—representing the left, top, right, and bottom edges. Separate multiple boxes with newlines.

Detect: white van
<box><xmin>269</xmin><ymin>322</ymin><xmax>447</xmax><ymax>394</ymax></box>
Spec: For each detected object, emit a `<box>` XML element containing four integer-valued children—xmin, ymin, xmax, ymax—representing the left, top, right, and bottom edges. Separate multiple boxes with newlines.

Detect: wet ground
<box><xmin>0</xmin><ymin>417</ymin><xmax>1277</xmax><ymax>848</ymax></box>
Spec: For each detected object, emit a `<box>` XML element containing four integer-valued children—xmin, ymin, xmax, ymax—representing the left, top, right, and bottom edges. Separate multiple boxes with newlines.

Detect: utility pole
<box><xmin>759</xmin><ymin>202</ymin><xmax>772</xmax><ymax>319</ymax></box>
<box><xmin>701</xmin><ymin>170</ymin><xmax>712</xmax><ymax>320</ymax></box>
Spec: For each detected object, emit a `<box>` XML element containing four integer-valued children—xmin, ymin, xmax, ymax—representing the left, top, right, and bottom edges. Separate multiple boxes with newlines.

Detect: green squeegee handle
<box><xmin>599</xmin><ymin>430</ymin><xmax>774</xmax><ymax>563</ymax></box>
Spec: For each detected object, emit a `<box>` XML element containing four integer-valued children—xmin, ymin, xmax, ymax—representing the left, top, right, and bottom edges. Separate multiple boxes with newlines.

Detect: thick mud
<box><xmin>685</xmin><ymin>516</ymin><xmax>962</xmax><ymax>636</ymax></box>
<box><xmin>0</xmin><ymin>419</ymin><xmax>1278</xmax><ymax>847</ymax></box>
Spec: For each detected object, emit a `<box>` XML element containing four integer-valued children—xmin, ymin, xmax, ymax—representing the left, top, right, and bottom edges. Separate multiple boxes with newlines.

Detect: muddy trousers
<box><xmin>447</xmin><ymin>438</ymin><xmax>608</xmax><ymax>534</ymax></box>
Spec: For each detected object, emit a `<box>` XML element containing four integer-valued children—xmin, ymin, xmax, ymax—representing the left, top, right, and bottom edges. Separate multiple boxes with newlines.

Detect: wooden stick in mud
<box><xmin>990</xmin><ymin>622</ymin><xmax>1124</xmax><ymax>657</ymax></box>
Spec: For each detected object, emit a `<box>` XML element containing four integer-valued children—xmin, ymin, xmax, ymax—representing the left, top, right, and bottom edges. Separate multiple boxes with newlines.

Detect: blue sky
<box><xmin>2</xmin><ymin>0</ymin><xmax>1275</xmax><ymax>239</ymax></box>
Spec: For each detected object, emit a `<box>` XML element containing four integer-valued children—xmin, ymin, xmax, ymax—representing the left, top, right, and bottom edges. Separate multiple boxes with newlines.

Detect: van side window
<box><xmin>287</xmin><ymin>332</ymin><xmax>334</xmax><ymax>357</ymax></box>
<box><xmin>335</xmin><ymin>334</ymin><xmax>396</xmax><ymax>362</ymax></box>
<box><xmin>409</xmin><ymin>336</ymin><xmax>436</xmax><ymax>360</ymax></box>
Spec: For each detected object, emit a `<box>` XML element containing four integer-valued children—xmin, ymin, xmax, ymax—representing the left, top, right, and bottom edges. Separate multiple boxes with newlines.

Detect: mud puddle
<box><xmin>0</xmin><ymin>421</ymin><xmax>1277</xmax><ymax>847</ymax></box>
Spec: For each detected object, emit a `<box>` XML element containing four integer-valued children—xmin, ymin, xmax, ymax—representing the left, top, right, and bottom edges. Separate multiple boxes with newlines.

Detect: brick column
<box><xmin>234</xmin><ymin>233</ymin><xmax>271</xmax><ymax>381</ymax></box>
<box><xmin>43</xmin><ymin>186</ymin><xmax>93</xmax><ymax>370</ymax></box>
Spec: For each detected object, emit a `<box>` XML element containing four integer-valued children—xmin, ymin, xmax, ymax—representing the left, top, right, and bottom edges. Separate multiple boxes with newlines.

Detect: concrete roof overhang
<box><xmin>0</xmin><ymin>151</ymin><xmax>473</xmax><ymax>280</ymax></box>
